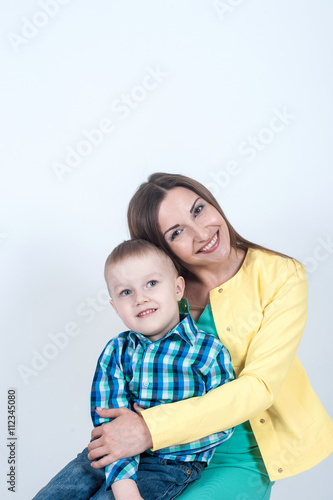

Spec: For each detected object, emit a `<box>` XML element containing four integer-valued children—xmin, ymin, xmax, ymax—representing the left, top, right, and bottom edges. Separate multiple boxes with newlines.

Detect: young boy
<box><xmin>33</xmin><ymin>239</ymin><xmax>234</xmax><ymax>500</ymax></box>
<box><xmin>90</xmin><ymin>239</ymin><xmax>235</xmax><ymax>500</ymax></box>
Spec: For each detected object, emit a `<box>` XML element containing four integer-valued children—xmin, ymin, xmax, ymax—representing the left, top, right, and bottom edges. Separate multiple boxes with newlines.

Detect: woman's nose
<box><xmin>192</xmin><ymin>223</ymin><xmax>210</xmax><ymax>242</ymax></box>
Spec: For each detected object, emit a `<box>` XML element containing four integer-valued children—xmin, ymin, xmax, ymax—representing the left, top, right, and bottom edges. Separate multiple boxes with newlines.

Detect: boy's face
<box><xmin>107</xmin><ymin>251</ymin><xmax>185</xmax><ymax>341</ymax></box>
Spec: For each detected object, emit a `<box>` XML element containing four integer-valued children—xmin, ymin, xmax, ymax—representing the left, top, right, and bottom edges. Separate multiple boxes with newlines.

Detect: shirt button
<box><xmin>142</xmin><ymin>380</ymin><xmax>149</xmax><ymax>387</ymax></box>
<box><xmin>278</xmin><ymin>468</ymin><xmax>283</xmax><ymax>473</ymax></box>
<box><xmin>226</xmin><ymin>326</ymin><xmax>232</xmax><ymax>332</ymax></box>
<box><xmin>260</xmin><ymin>418</ymin><xmax>265</xmax><ymax>424</ymax></box>
<box><xmin>148</xmin><ymin>344</ymin><xmax>154</xmax><ymax>350</ymax></box>
<box><xmin>218</xmin><ymin>288</ymin><xmax>223</xmax><ymax>293</ymax></box>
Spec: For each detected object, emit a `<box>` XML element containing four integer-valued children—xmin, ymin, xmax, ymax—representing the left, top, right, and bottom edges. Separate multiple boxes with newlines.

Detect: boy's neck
<box><xmin>139</xmin><ymin>314</ymin><xmax>182</xmax><ymax>343</ymax></box>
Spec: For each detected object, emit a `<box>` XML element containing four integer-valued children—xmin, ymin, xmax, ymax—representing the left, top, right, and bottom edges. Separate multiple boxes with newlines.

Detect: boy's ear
<box><xmin>109</xmin><ymin>299</ymin><xmax>118</xmax><ymax>315</ymax></box>
<box><xmin>175</xmin><ymin>276</ymin><xmax>185</xmax><ymax>300</ymax></box>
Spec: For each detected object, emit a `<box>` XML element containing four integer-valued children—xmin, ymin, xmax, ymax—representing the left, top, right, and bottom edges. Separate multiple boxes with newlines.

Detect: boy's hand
<box><xmin>88</xmin><ymin>407</ymin><xmax>153</xmax><ymax>468</ymax></box>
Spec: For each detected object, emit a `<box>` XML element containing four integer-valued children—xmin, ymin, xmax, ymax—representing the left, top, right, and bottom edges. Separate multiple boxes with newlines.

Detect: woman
<box><xmin>88</xmin><ymin>173</ymin><xmax>333</xmax><ymax>499</ymax></box>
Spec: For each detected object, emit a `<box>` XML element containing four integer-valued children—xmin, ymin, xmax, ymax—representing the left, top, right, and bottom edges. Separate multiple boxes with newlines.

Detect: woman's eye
<box><xmin>147</xmin><ymin>280</ymin><xmax>157</xmax><ymax>288</ymax></box>
<box><xmin>170</xmin><ymin>228</ymin><xmax>182</xmax><ymax>241</ymax></box>
<box><xmin>194</xmin><ymin>204</ymin><xmax>204</xmax><ymax>216</ymax></box>
<box><xmin>120</xmin><ymin>289</ymin><xmax>131</xmax><ymax>296</ymax></box>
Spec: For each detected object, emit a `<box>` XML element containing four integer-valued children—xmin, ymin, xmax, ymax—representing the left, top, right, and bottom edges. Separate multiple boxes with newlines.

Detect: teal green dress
<box><xmin>178</xmin><ymin>300</ymin><xmax>274</xmax><ymax>500</ymax></box>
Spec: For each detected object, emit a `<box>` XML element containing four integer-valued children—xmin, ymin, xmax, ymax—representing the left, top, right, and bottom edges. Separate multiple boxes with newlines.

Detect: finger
<box><xmin>87</xmin><ymin>437</ymin><xmax>102</xmax><ymax>452</ymax></box>
<box><xmin>90</xmin><ymin>454</ymin><xmax>115</xmax><ymax>469</ymax></box>
<box><xmin>87</xmin><ymin>445</ymin><xmax>109</xmax><ymax>462</ymax></box>
<box><xmin>91</xmin><ymin>426</ymin><xmax>103</xmax><ymax>441</ymax></box>
<box><xmin>95</xmin><ymin>407</ymin><xmax>129</xmax><ymax>418</ymax></box>
<box><xmin>133</xmin><ymin>403</ymin><xmax>144</xmax><ymax>415</ymax></box>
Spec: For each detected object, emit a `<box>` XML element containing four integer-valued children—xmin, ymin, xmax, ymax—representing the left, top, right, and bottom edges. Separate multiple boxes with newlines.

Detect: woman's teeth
<box><xmin>201</xmin><ymin>233</ymin><xmax>218</xmax><ymax>252</ymax></box>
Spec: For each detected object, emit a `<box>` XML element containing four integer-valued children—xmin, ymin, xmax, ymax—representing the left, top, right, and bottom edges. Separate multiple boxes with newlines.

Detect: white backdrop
<box><xmin>1</xmin><ymin>1</ymin><xmax>332</xmax><ymax>499</ymax></box>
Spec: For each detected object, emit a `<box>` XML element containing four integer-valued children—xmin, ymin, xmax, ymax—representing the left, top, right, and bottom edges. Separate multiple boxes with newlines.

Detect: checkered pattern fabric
<box><xmin>91</xmin><ymin>313</ymin><xmax>234</xmax><ymax>488</ymax></box>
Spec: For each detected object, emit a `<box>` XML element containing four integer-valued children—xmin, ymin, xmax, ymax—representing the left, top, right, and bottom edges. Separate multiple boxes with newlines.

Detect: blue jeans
<box><xmin>32</xmin><ymin>447</ymin><xmax>205</xmax><ymax>500</ymax></box>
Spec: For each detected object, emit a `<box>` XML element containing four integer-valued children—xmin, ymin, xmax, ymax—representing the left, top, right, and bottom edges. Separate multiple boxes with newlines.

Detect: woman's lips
<box><xmin>197</xmin><ymin>231</ymin><xmax>219</xmax><ymax>254</ymax></box>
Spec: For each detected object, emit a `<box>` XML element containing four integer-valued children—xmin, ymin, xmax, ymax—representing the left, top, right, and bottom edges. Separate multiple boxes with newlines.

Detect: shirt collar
<box><xmin>128</xmin><ymin>313</ymin><xmax>198</xmax><ymax>347</ymax></box>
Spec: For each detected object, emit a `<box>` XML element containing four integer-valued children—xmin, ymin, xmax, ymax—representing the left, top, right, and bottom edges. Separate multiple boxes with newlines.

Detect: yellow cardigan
<box><xmin>141</xmin><ymin>248</ymin><xmax>333</xmax><ymax>481</ymax></box>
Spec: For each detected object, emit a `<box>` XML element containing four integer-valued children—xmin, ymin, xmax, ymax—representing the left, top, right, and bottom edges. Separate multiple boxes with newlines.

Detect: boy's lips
<box><xmin>137</xmin><ymin>308</ymin><xmax>157</xmax><ymax>318</ymax></box>
<box><xmin>197</xmin><ymin>231</ymin><xmax>219</xmax><ymax>254</ymax></box>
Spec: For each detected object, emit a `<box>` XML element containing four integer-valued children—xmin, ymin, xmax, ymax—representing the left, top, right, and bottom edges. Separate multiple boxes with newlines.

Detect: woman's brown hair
<box><xmin>127</xmin><ymin>172</ymin><xmax>293</xmax><ymax>278</ymax></box>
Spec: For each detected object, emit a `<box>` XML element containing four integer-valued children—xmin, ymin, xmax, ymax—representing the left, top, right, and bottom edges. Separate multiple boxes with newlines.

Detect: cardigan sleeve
<box><xmin>142</xmin><ymin>263</ymin><xmax>308</xmax><ymax>451</ymax></box>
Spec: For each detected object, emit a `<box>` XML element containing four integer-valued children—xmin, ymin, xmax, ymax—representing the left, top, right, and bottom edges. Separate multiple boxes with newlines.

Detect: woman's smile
<box><xmin>157</xmin><ymin>187</ymin><xmax>231</xmax><ymax>270</ymax></box>
<box><xmin>196</xmin><ymin>231</ymin><xmax>219</xmax><ymax>254</ymax></box>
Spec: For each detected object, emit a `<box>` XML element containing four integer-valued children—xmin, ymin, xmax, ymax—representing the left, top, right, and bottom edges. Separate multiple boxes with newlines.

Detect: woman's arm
<box><xmin>145</xmin><ymin>264</ymin><xmax>308</xmax><ymax>450</ymax></box>
<box><xmin>88</xmin><ymin>406</ymin><xmax>152</xmax><ymax>466</ymax></box>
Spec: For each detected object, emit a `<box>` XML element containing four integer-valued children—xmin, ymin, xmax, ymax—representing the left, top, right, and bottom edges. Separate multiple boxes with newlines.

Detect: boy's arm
<box><xmin>90</xmin><ymin>337</ymin><xmax>140</xmax><ymax>490</ymax></box>
<box><xmin>111</xmin><ymin>479</ymin><xmax>143</xmax><ymax>500</ymax></box>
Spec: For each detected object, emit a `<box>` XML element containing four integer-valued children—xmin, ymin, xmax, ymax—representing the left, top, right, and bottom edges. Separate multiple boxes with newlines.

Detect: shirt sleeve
<box><xmin>90</xmin><ymin>338</ymin><xmax>140</xmax><ymax>488</ymax></box>
<box><xmin>203</xmin><ymin>340</ymin><xmax>235</xmax><ymax>394</ymax></box>
<box><xmin>142</xmin><ymin>264</ymin><xmax>308</xmax><ymax>451</ymax></box>
<box><xmin>180</xmin><ymin>341</ymin><xmax>236</xmax><ymax>454</ymax></box>
<box><xmin>200</xmin><ymin>340</ymin><xmax>236</xmax><ymax>446</ymax></box>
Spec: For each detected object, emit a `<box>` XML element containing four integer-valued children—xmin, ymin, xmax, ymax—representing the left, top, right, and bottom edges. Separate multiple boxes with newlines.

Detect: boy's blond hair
<box><xmin>104</xmin><ymin>239</ymin><xmax>178</xmax><ymax>294</ymax></box>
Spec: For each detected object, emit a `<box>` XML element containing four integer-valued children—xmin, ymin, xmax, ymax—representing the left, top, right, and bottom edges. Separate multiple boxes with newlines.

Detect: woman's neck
<box><xmin>184</xmin><ymin>248</ymin><xmax>247</xmax><ymax>321</ymax></box>
<box><xmin>186</xmin><ymin>247</ymin><xmax>247</xmax><ymax>291</ymax></box>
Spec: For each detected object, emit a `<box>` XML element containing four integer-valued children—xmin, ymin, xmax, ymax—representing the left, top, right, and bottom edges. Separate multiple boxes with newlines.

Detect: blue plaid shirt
<box><xmin>91</xmin><ymin>313</ymin><xmax>235</xmax><ymax>488</ymax></box>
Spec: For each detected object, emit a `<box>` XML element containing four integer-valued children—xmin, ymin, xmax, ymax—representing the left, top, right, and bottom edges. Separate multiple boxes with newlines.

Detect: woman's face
<box><xmin>157</xmin><ymin>187</ymin><xmax>231</xmax><ymax>270</ymax></box>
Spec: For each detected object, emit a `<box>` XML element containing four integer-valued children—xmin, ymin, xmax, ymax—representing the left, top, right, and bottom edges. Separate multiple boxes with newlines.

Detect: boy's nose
<box><xmin>136</xmin><ymin>293</ymin><xmax>149</xmax><ymax>306</ymax></box>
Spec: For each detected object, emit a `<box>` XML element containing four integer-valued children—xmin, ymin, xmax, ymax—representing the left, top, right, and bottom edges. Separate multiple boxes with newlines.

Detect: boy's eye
<box><xmin>147</xmin><ymin>280</ymin><xmax>157</xmax><ymax>288</ymax></box>
<box><xmin>120</xmin><ymin>289</ymin><xmax>132</xmax><ymax>296</ymax></box>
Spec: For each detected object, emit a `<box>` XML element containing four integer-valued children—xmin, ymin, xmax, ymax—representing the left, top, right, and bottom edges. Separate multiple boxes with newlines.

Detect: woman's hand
<box><xmin>87</xmin><ymin>406</ymin><xmax>153</xmax><ymax>468</ymax></box>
